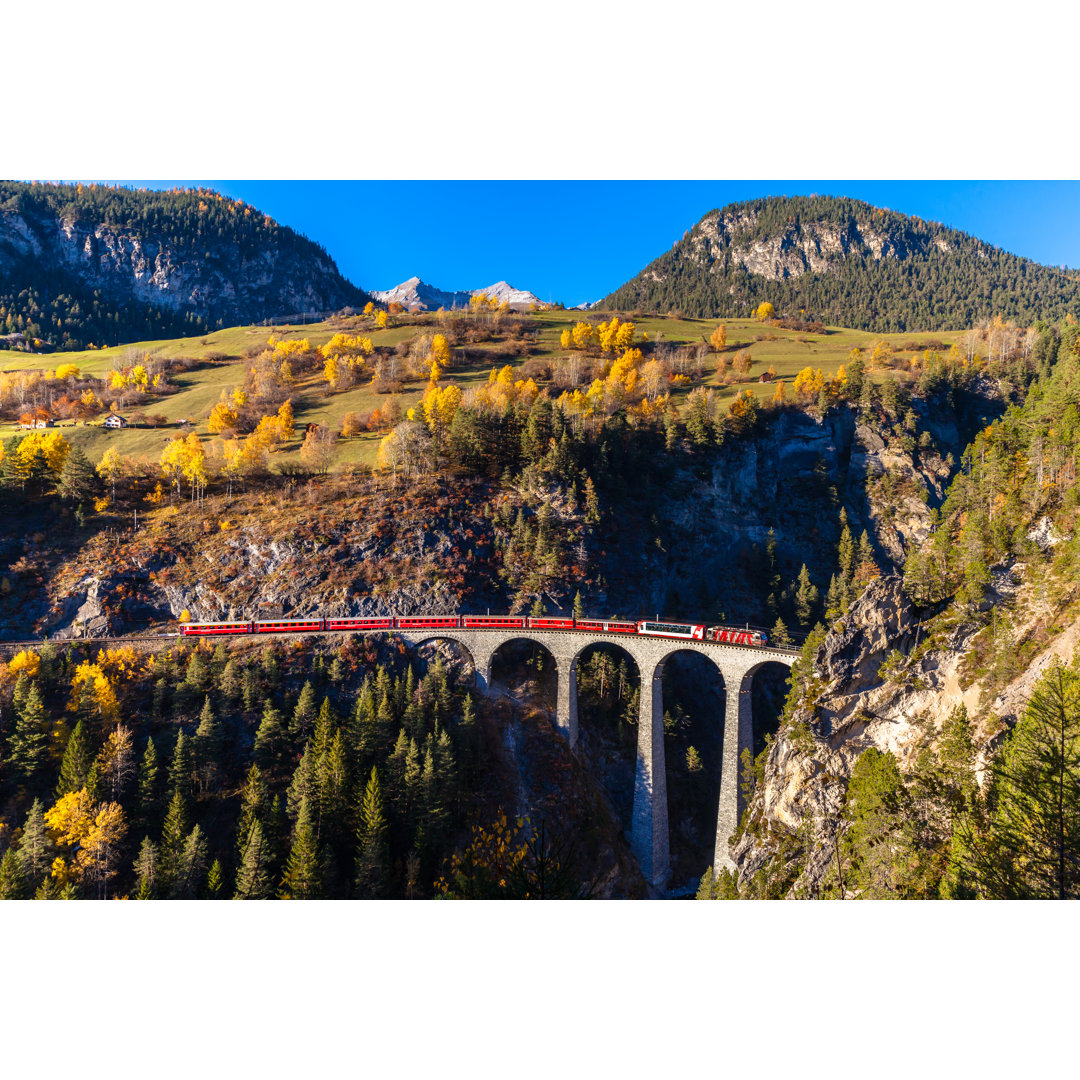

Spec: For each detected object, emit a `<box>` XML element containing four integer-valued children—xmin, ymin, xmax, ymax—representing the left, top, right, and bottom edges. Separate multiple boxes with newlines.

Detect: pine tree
<box><xmin>794</xmin><ymin>564</ymin><xmax>819</xmax><ymax>628</ymax></box>
<box><xmin>837</xmin><ymin>508</ymin><xmax>856</xmax><ymax>607</ymax></box>
<box><xmin>168</xmin><ymin>730</ymin><xmax>195</xmax><ymax>799</ymax></box>
<box><xmin>206</xmin><ymin>858</ymin><xmax>224</xmax><ymax>899</ymax></box>
<box><xmin>572</xmin><ymin>591</ymin><xmax>585</xmax><ymax>620</ymax></box>
<box><xmin>959</xmin><ymin>661</ymin><xmax>1080</xmax><ymax>898</ymax></box>
<box><xmin>286</xmin><ymin>743</ymin><xmax>316</xmax><ymax>823</ymax></box>
<box><xmin>356</xmin><ymin>767</ymin><xmax>389</xmax><ymax>898</ymax></box>
<box><xmin>56</xmin><ymin>718</ymin><xmax>93</xmax><ymax>797</ymax></box>
<box><xmin>0</xmin><ymin>848</ymin><xmax>27</xmax><ymax>900</ymax></box>
<box><xmin>769</xmin><ymin>616</ymin><xmax>792</xmax><ymax>648</ymax></box>
<box><xmin>159</xmin><ymin>788</ymin><xmax>189</xmax><ymax>889</ymax></box>
<box><xmin>291</xmin><ymin>680</ymin><xmax>318</xmax><ymax>741</ymax></box>
<box><xmin>133</xmin><ymin>836</ymin><xmax>159</xmax><ymax>899</ymax></box>
<box><xmin>279</xmin><ymin>796</ymin><xmax>323</xmax><ymax>899</ymax></box>
<box><xmin>170</xmin><ymin>825</ymin><xmax>208</xmax><ymax>899</ymax></box>
<box><xmin>234</xmin><ymin>820</ymin><xmax>273</xmax><ymax>900</ymax></box>
<box><xmin>236</xmin><ymin>763</ymin><xmax>269</xmax><ymax>858</ymax></box>
<box><xmin>254</xmin><ymin>702</ymin><xmax>286</xmax><ymax>773</ymax></box>
<box><xmin>137</xmin><ymin>737</ymin><xmax>161</xmax><ymax>822</ymax></box>
<box><xmin>193</xmin><ymin>697</ymin><xmax>223</xmax><ymax>793</ymax></box>
<box><xmin>824</xmin><ymin>574</ymin><xmax>842</xmax><ymax>622</ymax></box>
<box><xmin>56</xmin><ymin>445</ymin><xmax>97</xmax><ymax>504</ymax></box>
<box><xmin>16</xmin><ymin>799</ymin><xmax>53</xmax><ymax>888</ymax></box>
<box><xmin>7</xmin><ymin>681</ymin><xmax>50</xmax><ymax>788</ymax></box>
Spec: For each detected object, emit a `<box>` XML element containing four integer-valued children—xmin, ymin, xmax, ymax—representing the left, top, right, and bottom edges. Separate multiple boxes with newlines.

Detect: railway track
<box><xmin>0</xmin><ymin>626</ymin><xmax>800</xmax><ymax>659</ymax></box>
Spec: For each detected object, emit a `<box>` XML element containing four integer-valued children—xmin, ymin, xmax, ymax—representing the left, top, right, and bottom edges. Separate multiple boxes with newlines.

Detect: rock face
<box><xmin>0</xmin><ymin>187</ymin><xmax>368</xmax><ymax>335</ymax></box>
<box><xmin>732</xmin><ymin>551</ymin><xmax>1080</xmax><ymax>895</ymax></box>
<box><xmin>600</xmin><ymin>194</ymin><xmax>1080</xmax><ymax>329</ymax></box>
<box><xmin>372</xmin><ymin>276</ymin><xmax>542</xmax><ymax>310</ymax></box>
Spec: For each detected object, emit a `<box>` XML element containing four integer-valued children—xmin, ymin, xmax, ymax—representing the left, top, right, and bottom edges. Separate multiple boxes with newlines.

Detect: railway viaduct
<box><xmin>394</xmin><ymin>627</ymin><xmax>798</xmax><ymax>889</ymax></box>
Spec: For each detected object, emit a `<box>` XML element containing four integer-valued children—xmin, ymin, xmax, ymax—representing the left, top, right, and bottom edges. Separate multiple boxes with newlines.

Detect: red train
<box><xmin>180</xmin><ymin>615</ymin><xmax>768</xmax><ymax>647</ymax></box>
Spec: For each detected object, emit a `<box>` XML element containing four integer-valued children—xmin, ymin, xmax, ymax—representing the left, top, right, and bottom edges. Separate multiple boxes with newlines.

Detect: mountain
<box><xmin>601</xmin><ymin>194</ymin><xmax>1080</xmax><ymax>332</ymax></box>
<box><xmin>0</xmin><ymin>181</ymin><xmax>369</xmax><ymax>350</ymax></box>
<box><xmin>372</xmin><ymin>275</ymin><xmax>542</xmax><ymax>310</ymax></box>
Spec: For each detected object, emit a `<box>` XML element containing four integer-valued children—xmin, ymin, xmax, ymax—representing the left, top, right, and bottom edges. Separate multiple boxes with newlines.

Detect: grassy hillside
<box><xmin>0</xmin><ymin>309</ymin><xmax>967</xmax><ymax>470</ymax></box>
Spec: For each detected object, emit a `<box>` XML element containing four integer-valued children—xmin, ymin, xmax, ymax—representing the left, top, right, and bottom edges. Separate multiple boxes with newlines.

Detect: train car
<box><xmin>707</xmin><ymin>626</ymin><xmax>768</xmax><ymax>647</ymax></box>
<box><xmin>181</xmin><ymin>620</ymin><xmax>253</xmax><ymax>636</ymax></box>
<box><xmin>396</xmin><ymin>616</ymin><xmax>461</xmax><ymax>629</ymax></box>
<box><xmin>254</xmin><ymin>618</ymin><xmax>325</xmax><ymax>634</ymax></box>
<box><xmin>574</xmin><ymin>619</ymin><xmax>638</xmax><ymax>634</ymax></box>
<box><xmin>636</xmin><ymin>621</ymin><xmax>706</xmax><ymax>641</ymax></box>
<box><xmin>526</xmin><ymin>617</ymin><xmax>575</xmax><ymax>630</ymax></box>
<box><xmin>325</xmin><ymin>617</ymin><xmax>395</xmax><ymax>632</ymax></box>
<box><xmin>461</xmin><ymin>616</ymin><xmax>526</xmax><ymax>629</ymax></box>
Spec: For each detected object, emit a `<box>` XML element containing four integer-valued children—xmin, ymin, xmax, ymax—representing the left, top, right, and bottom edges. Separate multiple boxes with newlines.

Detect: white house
<box><xmin>104</xmin><ymin>414</ymin><xmax>128</xmax><ymax>429</ymax></box>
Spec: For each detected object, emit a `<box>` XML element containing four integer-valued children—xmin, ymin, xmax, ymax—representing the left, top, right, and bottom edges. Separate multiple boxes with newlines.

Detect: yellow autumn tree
<box><xmin>69</xmin><ymin>661</ymin><xmax>121</xmax><ymax>725</ymax></box>
<box><xmin>17</xmin><ymin>430</ymin><xmax>71</xmax><ymax>477</ymax></box>
<box><xmin>430</xmin><ymin>334</ymin><xmax>451</xmax><ymax>368</ymax></box>
<box><xmin>55</xmin><ymin>363</ymin><xmax>81</xmax><ymax>380</ymax></box>
<box><xmin>709</xmin><ymin>323</ymin><xmax>727</xmax><ymax>351</ymax></box>
<box><xmin>207</xmin><ymin>396</ymin><xmax>239</xmax><ymax>433</ymax></box>
<box><xmin>754</xmin><ymin>301</ymin><xmax>775</xmax><ymax>322</ymax></box>
<box><xmin>6</xmin><ymin>650</ymin><xmax>41</xmax><ymax>680</ymax></box>
<box><xmin>375</xmin><ymin>310</ymin><xmax>389</xmax><ymax>329</ymax></box>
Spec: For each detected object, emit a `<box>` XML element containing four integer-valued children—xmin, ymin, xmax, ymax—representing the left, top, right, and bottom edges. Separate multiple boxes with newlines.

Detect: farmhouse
<box><xmin>104</xmin><ymin>414</ymin><xmax>128</xmax><ymax>429</ymax></box>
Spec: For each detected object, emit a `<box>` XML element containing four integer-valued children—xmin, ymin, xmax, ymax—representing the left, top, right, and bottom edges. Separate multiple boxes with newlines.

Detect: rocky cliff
<box><xmin>0</xmin><ymin>181</ymin><xmax>369</xmax><ymax>347</ymax></box>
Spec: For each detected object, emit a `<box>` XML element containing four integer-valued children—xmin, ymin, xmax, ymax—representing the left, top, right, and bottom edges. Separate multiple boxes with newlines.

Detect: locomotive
<box><xmin>180</xmin><ymin>614</ymin><xmax>768</xmax><ymax>647</ymax></box>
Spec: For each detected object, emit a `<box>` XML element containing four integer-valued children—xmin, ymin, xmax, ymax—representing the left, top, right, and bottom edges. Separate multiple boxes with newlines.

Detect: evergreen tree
<box><xmin>170</xmin><ymin>825</ymin><xmax>208</xmax><ymax>899</ymax></box>
<box><xmin>959</xmin><ymin>661</ymin><xmax>1080</xmax><ymax>898</ymax></box>
<box><xmin>7</xmin><ymin>681</ymin><xmax>50</xmax><ymax>788</ymax></box>
<box><xmin>16</xmin><ymin>799</ymin><xmax>53</xmax><ymax>888</ymax></box>
<box><xmin>55</xmin><ymin>445</ymin><xmax>97</xmax><ymax>504</ymax></box>
<box><xmin>137</xmin><ymin>737</ymin><xmax>162</xmax><ymax>822</ymax></box>
<box><xmin>572</xmin><ymin>591</ymin><xmax>585</xmax><ymax>620</ymax></box>
<box><xmin>254</xmin><ymin>703</ymin><xmax>286</xmax><ymax>773</ymax></box>
<box><xmin>159</xmin><ymin>788</ymin><xmax>190</xmax><ymax>889</ymax></box>
<box><xmin>0</xmin><ymin>848</ymin><xmax>27</xmax><ymax>900</ymax></box>
<box><xmin>193</xmin><ymin>697</ymin><xmax>223</xmax><ymax>793</ymax></box>
<box><xmin>355</xmin><ymin>767</ymin><xmax>389</xmax><ymax>898</ymax></box>
<box><xmin>133</xmin><ymin>836</ymin><xmax>159</xmax><ymax>899</ymax></box>
<box><xmin>168</xmin><ymin>730</ymin><xmax>195</xmax><ymax>799</ymax></box>
<box><xmin>769</xmin><ymin>617</ymin><xmax>792</xmax><ymax>648</ymax></box>
<box><xmin>279</xmin><ymin>796</ymin><xmax>323</xmax><ymax>899</ymax></box>
<box><xmin>236</xmin><ymin>763</ymin><xmax>269</xmax><ymax>858</ymax></box>
<box><xmin>234</xmin><ymin>820</ymin><xmax>273</xmax><ymax>900</ymax></box>
<box><xmin>206</xmin><ymin>858</ymin><xmax>224</xmax><ymax>899</ymax></box>
<box><xmin>291</xmin><ymin>680</ymin><xmax>318</xmax><ymax>742</ymax></box>
<box><xmin>56</xmin><ymin>719</ymin><xmax>92</xmax><ymax>797</ymax></box>
<box><xmin>794</xmin><ymin>564</ymin><xmax>819</xmax><ymax>628</ymax></box>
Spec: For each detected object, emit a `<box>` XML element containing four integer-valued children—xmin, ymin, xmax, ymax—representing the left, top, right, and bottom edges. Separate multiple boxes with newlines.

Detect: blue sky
<box><xmin>125</xmin><ymin>180</ymin><xmax>1080</xmax><ymax>308</ymax></box>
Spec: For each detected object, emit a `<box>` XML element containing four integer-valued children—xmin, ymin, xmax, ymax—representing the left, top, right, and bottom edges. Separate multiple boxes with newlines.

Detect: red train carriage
<box><xmin>706</xmin><ymin>627</ymin><xmax>768</xmax><ymax>647</ymax></box>
<box><xmin>526</xmin><ymin>617</ymin><xmax>575</xmax><ymax>630</ymax></box>
<box><xmin>254</xmin><ymin>618</ymin><xmax>325</xmax><ymax>634</ymax></box>
<box><xmin>396</xmin><ymin>616</ymin><xmax>461</xmax><ymax>629</ymax></box>
<box><xmin>461</xmin><ymin>616</ymin><xmax>526</xmax><ymax>629</ymax></box>
<box><xmin>573</xmin><ymin>619</ymin><xmax>638</xmax><ymax>634</ymax></box>
<box><xmin>324</xmin><ymin>617</ymin><xmax>395</xmax><ymax>631</ymax></box>
<box><xmin>181</xmin><ymin>621</ymin><xmax>254</xmax><ymax>636</ymax></box>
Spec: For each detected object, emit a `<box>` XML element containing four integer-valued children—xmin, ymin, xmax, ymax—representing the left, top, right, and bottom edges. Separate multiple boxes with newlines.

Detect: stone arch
<box><xmin>571</xmin><ymin>639</ymin><xmax>643</xmax><ymax>835</ymax></box>
<box><xmin>486</xmin><ymin>636</ymin><xmax>560</xmax><ymax>713</ymax></box>
<box><xmin>407</xmin><ymin>634</ymin><xmax>480</xmax><ymax>691</ymax></box>
<box><xmin>651</xmin><ymin>647</ymin><xmax>729</xmax><ymax>889</ymax></box>
<box><xmin>742</xmin><ymin>658</ymin><xmax>792</xmax><ymax>758</ymax></box>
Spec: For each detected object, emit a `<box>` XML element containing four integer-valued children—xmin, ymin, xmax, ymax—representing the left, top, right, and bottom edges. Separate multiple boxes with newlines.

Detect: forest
<box><xmin>603</xmin><ymin>195</ymin><xmax>1080</xmax><ymax>331</ymax></box>
<box><xmin>0</xmin><ymin>181</ymin><xmax>366</xmax><ymax>349</ymax></box>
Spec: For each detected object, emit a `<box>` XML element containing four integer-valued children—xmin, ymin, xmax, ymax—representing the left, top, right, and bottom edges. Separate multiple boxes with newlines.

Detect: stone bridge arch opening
<box><xmin>410</xmin><ymin>636</ymin><xmax>478</xmax><ymax>690</ymax></box>
<box><xmin>749</xmin><ymin>660</ymin><xmax>791</xmax><ymax>757</ymax></box>
<box><xmin>657</xmin><ymin>650</ymin><xmax>727</xmax><ymax>889</ymax></box>
<box><xmin>574</xmin><ymin>641</ymin><xmax>642</xmax><ymax>835</ymax></box>
<box><xmin>488</xmin><ymin>637</ymin><xmax>558</xmax><ymax>715</ymax></box>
